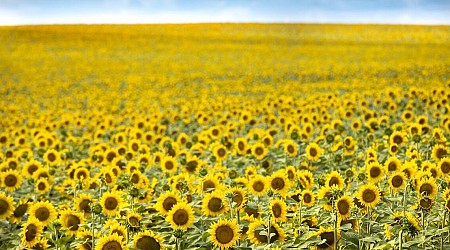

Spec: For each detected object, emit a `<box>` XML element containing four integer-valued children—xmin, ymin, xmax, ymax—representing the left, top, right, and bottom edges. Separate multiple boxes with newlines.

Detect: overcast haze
<box><xmin>0</xmin><ymin>0</ymin><xmax>449</xmax><ymax>25</ymax></box>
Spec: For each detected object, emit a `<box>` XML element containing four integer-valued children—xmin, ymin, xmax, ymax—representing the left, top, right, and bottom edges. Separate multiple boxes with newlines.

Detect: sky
<box><xmin>0</xmin><ymin>0</ymin><xmax>449</xmax><ymax>25</ymax></box>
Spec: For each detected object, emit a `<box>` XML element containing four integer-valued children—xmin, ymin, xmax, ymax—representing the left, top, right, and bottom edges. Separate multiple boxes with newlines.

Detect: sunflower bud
<box><xmin>290</xmin><ymin>131</ymin><xmax>299</xmax><ymax>140</ymax></box>
<box><xmin>384</xmin><ymin>127</ymin><xmax>393</xmax><ymax>136</ymax></box>
<box><xmin>129</xmin><ymin>187</ymin><xmax>140</xmax><ymax>198</ymax></box>
<box><xmin>199</xmin><ymin>167</ymin><xmax>208</xmax><ymax>177</ymax></box>
<box><xmin>92</xmin><ymin>203</ymin><xmax>102</xmax><ymax>215</ymax></box>
<box><xmin>326</xmin><ymin>134</ymin><xmax>334</xmax><ymax>143</ymax></box>
<box><xmin>228</xmin><ymin>169</ymin><xmax>237</xmax><ymax>179</ymax></box>
<box><xmin>174</xmin><ymin>229</ymin><xmax>184</xmax><ymax>238</ymax></box>
<box><xmin>412</xmin><ymin>134</ymin><xmax>421</xmax><ymax>143</ymax></box>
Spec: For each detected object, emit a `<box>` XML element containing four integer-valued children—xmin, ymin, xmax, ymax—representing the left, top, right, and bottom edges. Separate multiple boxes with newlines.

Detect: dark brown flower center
<box><xmin>79</xmin><ymin>199</ymin><xmax>92</xmax><ymax>213</ymax></box>
<box><xmin>66</xmin><ymin>214</ymin><xmax>80</xmax><ymax>231</ymax></box>
<box><xmin>25</xmin><ymin>224</ymin><xmax>37</xmax><ymax>241</ymax></box>
<box><xmin>329</xmin><ymin>177</ymin><xmax>340</xmax><ymax>187</ymax></box>
<box><xmin>419</xmin><ymin>183</ymin><xmax>433</xmax><ymax>196</ymax></box>
<box><xmin>4</xmin><ymin>174</ymin><xmax>17</xmax><ymax>187</ymax></box>
<box><xmin>441</xmin><ymin>161</ymin><xmax>450</xmax><ymax>174</ymax></box>
<box><xmin>303</xmin><ymin>193</ymin><xmax>312</xmax><ymax>203</ymax></box>
<box><xmin>309</xmin><ymin>148</ymin><xmax>317</xmax><ymax>157</ymax></box>
<box><xmin>136</xmin><ymin>236</ymin><xmax>160</xmax><ymax>250</ymax></box>
<box><xmin>217</xmin><ymin>148</ymin><xmax>226</xmax><ymax>157</ymax></box>
<box><xmin>254</xmin><ymin>147</ymin><xmax>264</xmax><ymax>156</ymax></box>
<box><xmin>391</xmin><ymin>175</ymin><xmax>403</xmax><ymax>188</ymax></box>
<box><xmin>271</xmin><ymin>177</ymin><xmax>285</xmax><ymax>190</ymax></box>
<box><xmin>362</xmin><ymin>189</ymin><xmax>376</xmax><ymax>203</ymax></box>
<box><xmin>216</xmin><ymin>225</ymin><xmax>234</xmax><ymax>244</ymax></box>
<box><xmin>337</xmin><ymin>199</ymin><xmax>350</xmax><ymax>215</ymax></box>
<box><xmin>102</xmin><ymin>240</ymin><xmax>122</xmax><ymax>250</ymax></box>
<box><xmin>165</xmin><ymin>161</ymin><xmax>174</xmax><ymax>170</ymax></box>
<box><xmin>318</xmin><ymin>231</ymin><xmax>334</xmax><ymax>248</ymax></box>
<box><xmin>0</xmin><ymin>199</ymin><xmax>10</xmax><ymax>215</ymax></box>
<box><xmin>252</xmin><ymin>181</ymin><xmax>265</xmax><ymax>192</ymax></box>
<box><xmin>13</xmin><ymin>203</ymin><xmax>28</xmax><ymax>217</ymax></box>
<box><xmin>370</xmin><ymin>166</ymin><xmax>381</xmax><ymax>178</ymax></box>
<box><xmin>47</xmin><ymin>153</ymin><xmax>56</xmax><ymax>162</ymax></box>
<box><xmin>208</xmin><ymin>197</ymin><xmax>223</xmax><ymax>212</ymax></box>
<box><xmin>35</xmin><ymin>207</ymin><xmax>50</xmax><ymax>221</ymax></box>
<box><xmin>163</xmin><ymin>197</ymin><xmax>177</xmax><ymax>212</ymax></box>
<box><xmin>173</xmin><ymin>209</ymin><xmax>189</xmax><ymax>225</ymax></box>
<box><xmin>105</xmin><ymin>197</ymin><xmax>118</xmax><ymax>210</ymax></box>
<box><xmin>272</xmin><ymin>203</ymin><xmax>282</xmax><ymax>217</ymax></box>
<box><xmin>232</xmin><ymin>192</ymin><xmax>243</xmax><ymax>207</ymax></box>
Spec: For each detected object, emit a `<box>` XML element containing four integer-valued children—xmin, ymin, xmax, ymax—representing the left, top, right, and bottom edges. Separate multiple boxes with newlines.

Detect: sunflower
<box><xmin>35</xmin><ymin>178</ymin><xmax>50</xmax><ymax>193</ymax></box>
<box><xmin>30</xmin><ymin>237</ymin><xmax>49</xmax><ymax>250</ymax></box>
<box><xmin>134</xmin><ymin>230</ymin><xmax>164</xmax><ymax>250</ymax></box>
<box><xmin>284</xmin><ymin>140</ymin><xmax>298</xmax><ymax>157</ymax></box>
<box><xmin>366</xmin><ymin>162</ymin><xmax>385</xmax><ymax>184</ymax></box>
<box><xmin>335</xmin><ymin>195</ymin><xmax>353</xmax><ymax>220</ymax></box>
<box><xmin>416</xmin><ymin>178</ymin><xmax>438</xmax><ymax>198</ymax></box>
<box><xmin>325</xmin><ymin>171</ymin><xmax>344</xmax><ymax>189</ymax></box>
<box><xmin>318</xmin><ymin>185</ymin><xmax>336</xmax><ymax>211</ymax></box>
<box><xmin>314</xmin><ymin>226</ymin><xmax>339</xmax><ymax>250</ymax></box>
<box><xmin>306</xmin><ymin>142</ymin><xmax>322</xmax><ymax>161</ymax></box>
<box><xmin>43</xmin><ymin>149</ymin><xmax>61</xmax><ymax>166</ymax></box>
<box><xmin>248</xmin><ymin>175</ymin><xmax>268</xmax><ymax>196</ymax></box>
<box><xmin>29</xmin><ymin>200</ymin><xmax>57</xmax><ymax>226</ymax></box>
<box><xmin>160</xmin><ymin>156</ymin><xmax>178</xmax><ymax>174</ymax></box>
<box><xmin>439</xmin><ymin>157</ymin><xmax>450</xmax><ymax>176</ymax></box>
<box><xmin>417</xmin><ymin>197</ymin><xmax>433</xmax><ymax>211</ymax></box>
<box><xmin>251</xmin><ymin>143</ymin><xmax>268</xmax><ymax>160</ymax></box>
<box><xmin>59</xmin><ymin>209</ymin><xmax>84</xmax><ymax>235</ymax></box>
<box><xmin>298</xmin><ymin>170</ymin><xmax>314</xmax><ymax>189</ymax></box>
<box><xmin>384</xmin><ymin>157</ymin><xmax>401</xmax><ymax>172</ymax></box>
<box><xmin>10</xmin><ymin>199</ymin><xmax>29</xmax><ymax>223</ymax></box>
<box><xmin>100</xmin><ymin>190</ymin><xmax>124</xmax><ymax>217</ymax></box>
<box><xmin>270</xmin><ymin>198</ymin><xmax>288</xmax><ymax>222</ymax></box>
<box><xmin>0</xmin><ymin>192</ymin><xmax>14</xmax><ymax>220</ymax></box>
<box><xmin>74</xmin><ymin>167</ymin><xmax>90</xmax><ymax>181</ymax></box>
<box><xmin>95</xmin><ymin>233</ymin><xmax>128</xmax><ymax>250</ymax></box>
<box><xmin>388</xmin><ymin>172</ymin><xmax>407</xmax><ymax>193</ymax></box>
<box><xmin>388</xmin><ymin>143</ymin><xmax>399</xmax><ymax>155</ymax></box>
<box><xmin>268</xmin><ymin>171</ymin><xmax>291</xmax><ymax>197</ymax></box>
<box><xmin>109</xmin><ymin>223</ymin><xmax>128</xmax><ymax>242</ymax></box>
<box><xmin>214</xmin><ymin>144</ymin><xmax>228</xmax><ymax>162</ymax></box>
<box><xmin>235</xmin><ymin>137</ymin><xmax>248</xmax><ymax>155</ymax></box>
<box><xmin>356</xmin><ymin>184</ymin><xmax>380</xmax><ymax>209</ymax></box>
<box><xmin>183</xmin><ymin>154</ymin><xmax>202</xmax><ymax>174</ymax></box>
<box><xmin>22</xmin><ymin>160</ymin><xmax>42</xmax><ymax>178</ymax></box>
<box><xmin>389</xmin><ymin>131</ymin><xmax>407</xmax><ymax>145</ymax></box>
<box><xmin>445</xmin><ymin>198</ymin><xmax>450</xmax><ymax>212</ymax></box>
<box><xmin>247</xmin><ymin>220</ymin><xmax>285</xmax><ymax>245</ymax></box>
<box><xmin>74</xmin><ymin>193</ymin><xmax>94</xmax><ymax>215</ymax></box>
<box><xmin>155</xmin><ymin>191</ymin><xmax>181</xmax><ymax>215</ymax></box>
<box><xmin>200</xmin><ymin>175</ymin><xmax>222</xmax><ymax>193</ymax></box>
<box><xmin>432</xmin><ymin>144</ymin><xmax>448</xmax><ymax>162</ymax></box>
<box><xmin>209</xmin><ymin>218</ymin><xmax>240</xmax><ymax>249</ymax></box>
<box><xmin>126</xmin><ymin>212</ymin><xmax>142</xmax><ymax>228</ymax></box>
<box><xmin>21</xmin><ymin>217</ymin><xmax>43</xmax><ymax>248</ymax></box>
<box><xmin>202</xmin><ymin>191</ymin><xmax>229</xmax><ymax>217</ymax></box>
<box><xmin>166</xmin><ymin>202</ymin><xmax>195</xmax><ymax>231</ymax></box>
<box><xmin>227</xmin><ymin>187</ymin><xmax>247</xmax><ymax>209</ymax></box>
<box><xmin>300</xmin><ymin>190</ymin><xmax>315</xmax><ymax>207</ymax></box>
<box><xmin>1</xmin><ymin>169</ymin><xmax>22</xmax><ymax>192</ymax></box>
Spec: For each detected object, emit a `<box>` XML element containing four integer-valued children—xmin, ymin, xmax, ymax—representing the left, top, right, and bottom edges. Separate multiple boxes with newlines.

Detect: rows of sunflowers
<box><xmin>0</xmin><ymin>24</ymin><xmax>449</xmax><ymax>249</ymax></box>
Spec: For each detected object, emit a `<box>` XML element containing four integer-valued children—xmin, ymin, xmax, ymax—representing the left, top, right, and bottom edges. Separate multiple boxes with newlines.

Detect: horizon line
<box><xmin>1</xmin><ymin>21</ymin><xmax>449</xmax><ymax>27</ymax></box>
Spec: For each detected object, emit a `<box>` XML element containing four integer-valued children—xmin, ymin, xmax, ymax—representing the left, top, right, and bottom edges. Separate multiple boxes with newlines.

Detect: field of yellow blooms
<box><xmin>0</xmin><ymin>23</ymin><xmax>449</xmax><ymax>250</ymax></box>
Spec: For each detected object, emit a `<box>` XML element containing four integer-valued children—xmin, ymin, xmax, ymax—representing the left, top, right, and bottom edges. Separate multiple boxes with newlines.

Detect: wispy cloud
<box><xmin>0</xmin><ymin>0</ymin><xmax>448</xmax><ymax>25</ymax></box>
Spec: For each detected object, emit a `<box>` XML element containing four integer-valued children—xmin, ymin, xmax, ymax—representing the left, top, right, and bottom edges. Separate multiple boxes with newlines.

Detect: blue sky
<box><xmin>0</xmin><ymin>0</ymin><xmax>449</xmax><ymax>25</ymax></box>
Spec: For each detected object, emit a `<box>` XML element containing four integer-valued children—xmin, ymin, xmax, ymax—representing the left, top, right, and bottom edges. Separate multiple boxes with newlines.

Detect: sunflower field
<box><xmin>0</xmin><ymin>24</ymin><xmax>449</xmax><ymax>250</ymax></box>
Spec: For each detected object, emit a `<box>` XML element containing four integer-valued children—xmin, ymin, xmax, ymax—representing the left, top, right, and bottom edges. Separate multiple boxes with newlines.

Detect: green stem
<box><xmin>267</xmin><ymin>214</ymin><xmax>271</xmax><ymax>245</ymax></box>
<box><xmin>299</xmin><ymin>199</ymin><xmax>303</xmax><ymax>234</ymax></box>
<box><xmin>399</xmin><ymin>229</ymin><xmax>403</xmax><ymax>250</ymax></box>
<box><xmin>91</xmin><ymin>213</ymin><xmax>96</xmax><ymax>250</ymax></box>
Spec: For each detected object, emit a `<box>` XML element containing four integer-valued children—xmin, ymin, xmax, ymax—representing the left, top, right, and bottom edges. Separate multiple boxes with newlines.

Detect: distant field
<box><xmin>0</xmin><ymin>24</ymin><xmax>449</xmax><ymax>249</ymax></box>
